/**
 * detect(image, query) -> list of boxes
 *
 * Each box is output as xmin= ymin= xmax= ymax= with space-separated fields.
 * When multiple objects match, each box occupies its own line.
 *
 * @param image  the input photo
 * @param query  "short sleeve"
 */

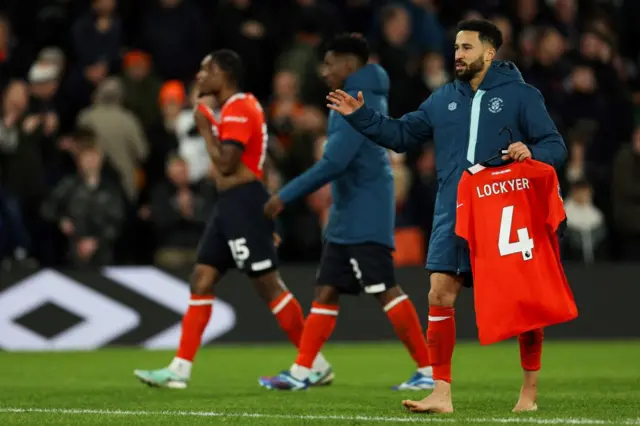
xmin=196 ymin=103 xmax=220 ymax=136
xmin=545 ymin=169 xmax=566 ymax=232
xmin=455 ymin=172 xmax=473 ymax=243
xmin=197 ymin=103 xmax=217 ymax=124
xmin=219 ymin=101 xmax=253 ymax=145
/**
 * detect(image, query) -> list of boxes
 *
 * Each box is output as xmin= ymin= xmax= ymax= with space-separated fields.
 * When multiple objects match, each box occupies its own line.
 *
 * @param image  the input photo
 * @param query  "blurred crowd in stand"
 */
xmin=1 ymin=0 xmax=640 ymax=270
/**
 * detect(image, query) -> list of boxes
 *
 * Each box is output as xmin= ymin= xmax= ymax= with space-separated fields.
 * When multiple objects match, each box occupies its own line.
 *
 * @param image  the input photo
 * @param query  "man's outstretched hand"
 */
xmin=326 ymin=90 xmax=364 ymax=115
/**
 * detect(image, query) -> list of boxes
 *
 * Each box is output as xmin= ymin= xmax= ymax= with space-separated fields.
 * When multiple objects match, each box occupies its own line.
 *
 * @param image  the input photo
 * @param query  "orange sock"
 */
xmin=294 ymin=302 xmax=339 ymax=368
xmin=519 ymin=328 xmax=544 ymax=371
xmin=384 ymin=295 xmax=430 ymax=368
xmin=427 ymin=305 xmax=455 ymax=383
xmin=269 ymin=291 xmax=305 ymax=347
xmin=176 ymin=295 xmax=214 ymax=361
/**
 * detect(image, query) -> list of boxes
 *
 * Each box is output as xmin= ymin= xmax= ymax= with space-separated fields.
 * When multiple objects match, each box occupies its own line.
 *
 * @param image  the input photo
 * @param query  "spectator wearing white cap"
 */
xmin=27 ymin=61 xmax=60 ymax=139
xmin=37 ymin=47 xmax=65 ymax=72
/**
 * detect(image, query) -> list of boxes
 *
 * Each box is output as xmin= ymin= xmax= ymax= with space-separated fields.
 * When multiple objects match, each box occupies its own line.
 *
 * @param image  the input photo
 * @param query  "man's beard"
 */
xmin=455 ymin=56 xmax=485 ymax=81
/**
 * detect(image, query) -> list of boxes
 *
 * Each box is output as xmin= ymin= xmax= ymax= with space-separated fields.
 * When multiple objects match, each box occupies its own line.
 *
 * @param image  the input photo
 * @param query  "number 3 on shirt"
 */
xmin=498 ymin=205 xmax=534 ymax=261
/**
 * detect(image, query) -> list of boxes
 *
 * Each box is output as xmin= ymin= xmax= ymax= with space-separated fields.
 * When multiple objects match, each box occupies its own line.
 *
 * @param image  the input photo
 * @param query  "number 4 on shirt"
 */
xmin=454 ymin=160 xmax=567 ymax=264
xmin=498 ymin=205 xmax=534 ymax=260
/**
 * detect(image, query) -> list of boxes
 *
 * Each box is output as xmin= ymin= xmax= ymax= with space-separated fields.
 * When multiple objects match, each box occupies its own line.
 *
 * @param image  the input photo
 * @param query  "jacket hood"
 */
xmin=344 ymin=63 xmax=389 ymax=95
xmin=479 ymin=61 xmax=524 ymax=90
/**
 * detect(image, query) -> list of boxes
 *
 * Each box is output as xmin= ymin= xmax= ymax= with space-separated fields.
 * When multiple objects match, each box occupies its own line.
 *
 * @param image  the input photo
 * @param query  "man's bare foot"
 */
xmin=402 ymin=382 xmax=454 ymax=414
xmin=402 ymin=395 xmax=454 ymax=414
xmin=512 ymin=383 xmax=538 ymax=413
xmin=513 ymin=370 xmax=539 ymax=413
xmin=512 ymin=400 xmax=538 ymax=413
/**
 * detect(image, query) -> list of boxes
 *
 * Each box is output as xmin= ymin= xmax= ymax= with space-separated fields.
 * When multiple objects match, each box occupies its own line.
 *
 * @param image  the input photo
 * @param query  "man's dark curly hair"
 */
xmin=325 ymin=33 xmax=370 ymax=65
xmin=210 ymin=49 xmax=243 ymax=87
xmin=456 ymin=19 xmax=503 ymax=50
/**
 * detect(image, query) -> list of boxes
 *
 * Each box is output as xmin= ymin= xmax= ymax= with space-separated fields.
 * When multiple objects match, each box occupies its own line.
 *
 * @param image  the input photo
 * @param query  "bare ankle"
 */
xmin=522 ymin=370 xmax=539 ymax=392
xmin=433 ymin=380 xmax=452 ymax=395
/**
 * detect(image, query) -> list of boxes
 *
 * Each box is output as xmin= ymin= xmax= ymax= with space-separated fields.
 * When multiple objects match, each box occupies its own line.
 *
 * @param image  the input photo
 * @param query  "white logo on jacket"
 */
xmin=488 ymin=97 xmax=503 ymax=113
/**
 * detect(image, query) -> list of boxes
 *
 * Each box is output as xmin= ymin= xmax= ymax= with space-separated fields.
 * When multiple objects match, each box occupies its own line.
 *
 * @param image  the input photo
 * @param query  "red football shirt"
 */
xmin=455 ymin=159 xmax=578 ymax=345
xmin=197 ymin=92 xmax=268 ymax=179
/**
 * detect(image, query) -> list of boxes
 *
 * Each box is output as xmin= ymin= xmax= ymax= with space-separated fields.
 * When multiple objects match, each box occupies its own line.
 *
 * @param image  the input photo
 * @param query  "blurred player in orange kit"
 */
xmin=134 ymin=50 xmax=333 ymax=389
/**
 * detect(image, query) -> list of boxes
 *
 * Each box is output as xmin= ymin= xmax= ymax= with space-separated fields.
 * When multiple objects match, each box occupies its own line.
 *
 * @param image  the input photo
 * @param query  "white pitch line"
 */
xmin=1 ymin=408 xmax=640 ymax=425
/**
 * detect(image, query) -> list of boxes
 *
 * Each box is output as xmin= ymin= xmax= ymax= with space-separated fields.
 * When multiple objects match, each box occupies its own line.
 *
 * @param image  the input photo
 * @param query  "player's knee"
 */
xmin=314 ymin=285 xmax=340 ymax=305
xmin=190 ymin=264 xmax=218 ymax=295
xmin=428 ymin=288 xmax=456 ymax=307
xmin=428 ymin=273 xmax=461 ymax=307
xmin=375 ymin=286 xmax=404 ymax=306
xmin=252 ymin=271 xmax=287 ymax=303
xmin=251 ymin=271 xmax=285 ymax=303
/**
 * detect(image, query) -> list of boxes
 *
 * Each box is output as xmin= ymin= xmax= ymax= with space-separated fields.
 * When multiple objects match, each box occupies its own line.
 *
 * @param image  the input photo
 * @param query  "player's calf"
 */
xmin=401 ymin=273 xmax=460 ymax=413
xmin=133 ymin=264 xmax=220 ymax=388
xmin=426 ymin=273 xmax=462 ymax=387
xmin=254 ymin=274 xmax=334 ymax=385
xmin=191 ymin=264 xmax=218 ymax=295
xmin=376 ymin=287 xmax=434 ymax=390
xmin=291 ymin=300 xmax=338 ymax=378
xmin=258 ymin=293 xmax=339 ymax=391
xmin=519 ymin=328 xmax=543 ymax=372
xmin=256 ymin=272 xmax=305 ymax=348
xmin=174 ymin=264 xmax=219 ymax=368
xmin=513 ymin=329 xmax=543 ymax=412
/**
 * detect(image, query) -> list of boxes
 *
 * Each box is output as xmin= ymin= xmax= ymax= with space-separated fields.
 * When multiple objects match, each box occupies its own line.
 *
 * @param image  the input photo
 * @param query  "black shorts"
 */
xmin=196 ymin=181 xmax=278 ymax=277
xmin=427 ymin=269 xmax=474 ymax=288
xmin=316 ymin=242 xmax=396 ymax=295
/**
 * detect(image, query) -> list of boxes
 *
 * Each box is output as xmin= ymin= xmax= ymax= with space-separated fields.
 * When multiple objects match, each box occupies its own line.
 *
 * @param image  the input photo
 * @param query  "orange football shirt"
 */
xmin=455 ymin=159 xmax=578 ymax=345
xmin=197 ymin=92 xmax=268 ymax=179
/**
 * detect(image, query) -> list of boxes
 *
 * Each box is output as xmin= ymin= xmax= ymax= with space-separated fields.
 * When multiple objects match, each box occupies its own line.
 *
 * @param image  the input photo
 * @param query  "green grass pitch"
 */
xmin=1 ymin=341 xmax=639 ymax=425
